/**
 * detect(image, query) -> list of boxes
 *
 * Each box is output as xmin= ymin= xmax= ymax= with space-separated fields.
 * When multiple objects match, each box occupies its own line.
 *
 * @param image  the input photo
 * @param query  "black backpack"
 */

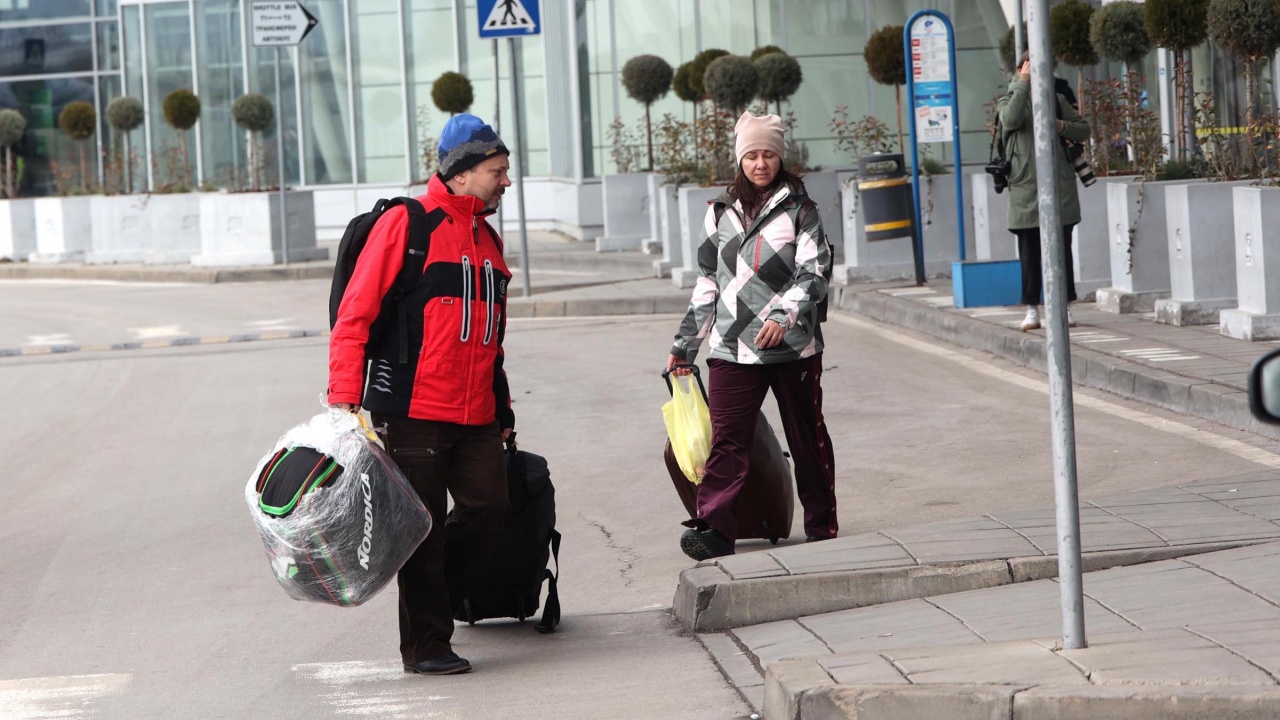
xmin=329 ymin=196 xmax=447 ymax=364
xmin=454 ymin=434 xmax=561 ymax=633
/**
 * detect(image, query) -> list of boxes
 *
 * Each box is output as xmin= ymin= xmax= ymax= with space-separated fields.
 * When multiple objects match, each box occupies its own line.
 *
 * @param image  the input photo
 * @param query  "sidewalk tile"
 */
xmin=798 ymin=599 xmax=981 ymax=654
xmin=1190 ymin=620 xmax=1280 ymax=680
xmin=1086 ymin=563 xmax=1280 ymax=629
xmin=1059 ymin=629 xmax=1278 ymax=686
xmin=718 ymin=552 xmax=788 ymax=581
xmin=700 ymin=632 xmax=764 ymax=691
xmin=885 ymin=640 xmax=1089 ymax=685
xmin=732 ymin=619 xmax=832 ymax=667
xmin=929 ymin=580 xmax=1139 ymax=642
xmin=818 ymin=653 xmax=911 ymax=685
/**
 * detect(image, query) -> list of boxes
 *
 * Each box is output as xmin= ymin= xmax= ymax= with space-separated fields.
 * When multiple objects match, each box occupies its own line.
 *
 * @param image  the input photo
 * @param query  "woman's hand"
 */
xmin=1019 ymin=60 xmax=1031 ymax=82
xmin=666 ymin=354 xmax=693 ymax=376
xmin=755 ymin=319 xmax=786 ymax=349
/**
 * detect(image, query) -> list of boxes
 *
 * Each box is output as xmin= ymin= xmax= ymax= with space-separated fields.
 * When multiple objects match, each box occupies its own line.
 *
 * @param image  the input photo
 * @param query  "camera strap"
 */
xmin=988 ymin=115 xmax=1007 ymax=164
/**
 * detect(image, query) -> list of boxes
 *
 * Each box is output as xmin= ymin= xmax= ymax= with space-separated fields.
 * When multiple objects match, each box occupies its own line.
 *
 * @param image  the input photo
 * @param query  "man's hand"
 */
xmin=502 ymin=428 xmax=512 ymax=441
xmin=333 ymin=403 xmax=359 ymax=413
xmin=755 ymin=319 xmax=786 ymax=349
xmin=666 ymin=354 xmax=693 ymax=376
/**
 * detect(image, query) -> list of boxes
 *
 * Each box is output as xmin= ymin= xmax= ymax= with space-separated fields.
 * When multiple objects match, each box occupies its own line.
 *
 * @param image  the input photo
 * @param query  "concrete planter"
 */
xmin=599 ymin=172 xmax=653 ymax=252
xmin=1073 ymin=175 xmax=1135 ymax=300
xmin=802 ymin=171 xmax=844 ymax=266
xmin=651 ymin=181 xmax=680 ymax=278
xmin=1222 ymin=186 xmax=1280 ymax=340
xmin=31 ymin=196 xmax=93 ymax=263
xmin=672 ymin=185 xmax=722 ymax=288
xmin=1155 ymin=180 xmax=1251 ymax=326
xmin=971 ymin=172 xmax=1013 ymax=261
xmin=86 ymin=195 xmax=150 ymax=264
xmin=835 ymin=170 xmax=974 ymax=282
xmin=0 ymin=198 xmax=36 ymax=261
xmin=192 ymin=190 xmax=325 ymax=266
xmin=1096 ymin=179 xmax=1197 ymax=313
xmin=144 ymin=193 xmax=204 ymax=264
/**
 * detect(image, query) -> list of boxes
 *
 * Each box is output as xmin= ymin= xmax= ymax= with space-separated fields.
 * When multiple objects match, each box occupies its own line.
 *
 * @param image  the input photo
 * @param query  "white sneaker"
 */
xmin=1067 ymin=306 xmax=1077 ymax=328
xmin=1020 ymin=305 xmax=1040 ymax=332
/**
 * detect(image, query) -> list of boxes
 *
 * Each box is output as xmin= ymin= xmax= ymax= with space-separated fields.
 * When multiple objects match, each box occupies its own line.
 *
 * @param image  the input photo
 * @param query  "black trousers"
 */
xmin=1014 ymin=225 xmax=1078 ymax=306
xmin=373 ymin=414 xmax=509 ymax=665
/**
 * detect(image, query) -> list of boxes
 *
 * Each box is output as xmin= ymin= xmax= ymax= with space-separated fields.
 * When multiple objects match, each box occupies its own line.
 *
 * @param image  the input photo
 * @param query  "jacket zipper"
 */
xmin=483 ymin=260 xmax=495 ymax=345
xmin=460 ymin=255 xmax=472 ymax=342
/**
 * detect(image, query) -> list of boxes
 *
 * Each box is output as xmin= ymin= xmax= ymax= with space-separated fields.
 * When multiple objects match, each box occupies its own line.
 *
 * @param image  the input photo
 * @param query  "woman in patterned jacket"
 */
xmin=666 ymin=111 xmax=837 ymax=561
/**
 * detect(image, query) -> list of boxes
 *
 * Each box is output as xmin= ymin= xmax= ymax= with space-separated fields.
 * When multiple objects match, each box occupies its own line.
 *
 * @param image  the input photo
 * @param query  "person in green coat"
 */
xmin=997 ymin=52 xmax=1091 ymax=331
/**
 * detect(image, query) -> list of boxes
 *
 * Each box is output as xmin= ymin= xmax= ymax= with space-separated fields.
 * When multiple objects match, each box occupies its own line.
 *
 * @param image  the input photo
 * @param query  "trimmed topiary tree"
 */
xmin=755 ymin=52 xmax=803 ymax=115
xmin=432 ymin=71 xmax=474 ymax=116
xmin=1000 ymin=22 xmax=1028 ymax=74
xmin=621 ymin=54 xmax=673 ymax=171
xmin=1090 ymin=1 xmax=1152 ymax=68
xmin=750 ymin=45 xmax=786 ymax=61
xmin=232 ymin=93 xmax=274 ymax=191
xmin=703 ymin=55 xmax=759 ymax=116
xmin=162 ymin=88 xmax=201 ymax=190
xmin=0 ymin=109 xmax=25 ymax=198
xmin=865 ymin=25 xmax=907 ymax=154
xmin=1207 ymin=0 xmax=1280 ymax=125
xmin=58 ymin=100 xmax=96 ymax=194
xmin=106 ymin=96 xmax=144 ymax=194
xmin=688 ymin=49 xmax=730 ymax=103
xmin=1145 ymin=0 xmax=1209 ymax=157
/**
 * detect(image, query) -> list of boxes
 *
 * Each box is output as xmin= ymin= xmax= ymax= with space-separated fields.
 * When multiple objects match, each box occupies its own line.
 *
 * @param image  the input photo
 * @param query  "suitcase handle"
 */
xmin=662 ymin=365 xmax=708 ymax=401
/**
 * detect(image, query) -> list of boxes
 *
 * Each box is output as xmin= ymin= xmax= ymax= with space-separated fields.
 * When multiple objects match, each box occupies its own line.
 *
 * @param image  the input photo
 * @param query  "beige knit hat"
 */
xmin=734 ymin=112 xmax=785 ymax=166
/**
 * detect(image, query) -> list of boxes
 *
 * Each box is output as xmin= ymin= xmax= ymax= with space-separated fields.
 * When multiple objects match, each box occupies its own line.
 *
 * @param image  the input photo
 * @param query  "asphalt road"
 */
xmin=0 ymin=279 xmax=1274 ymax=718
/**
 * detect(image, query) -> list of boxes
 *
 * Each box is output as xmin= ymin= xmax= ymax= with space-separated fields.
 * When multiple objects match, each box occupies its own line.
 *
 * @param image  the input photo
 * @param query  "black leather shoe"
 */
xmin=680 ymin=527 xmax=735 ymax=561
xmin=404 ymin=651 xmax=472 ymax=675
xmin=806 ymin=535 xmax=834 ymax=543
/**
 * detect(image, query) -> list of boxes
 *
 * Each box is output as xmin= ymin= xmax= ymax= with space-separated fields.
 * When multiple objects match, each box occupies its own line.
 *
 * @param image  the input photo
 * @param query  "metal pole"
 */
xmin=275 ymin=46 xmax=289 ymax=265
xmin=902 ymin=21 xmax=926 ymax=286
xmin=1014 ymin=0 xmax=1025 ymax=61
xmin=508 ymin=37 xmax=531 ymax=297
xmin=494 ymin=39 xmax=503 ymax=232
xmin=1028 ymin=0 xmax=1085 ymax=651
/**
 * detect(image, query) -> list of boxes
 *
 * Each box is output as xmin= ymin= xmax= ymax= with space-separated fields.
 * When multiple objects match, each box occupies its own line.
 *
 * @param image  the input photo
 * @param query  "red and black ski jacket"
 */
xmin=328 ymin=175 xmax=514 ymax=429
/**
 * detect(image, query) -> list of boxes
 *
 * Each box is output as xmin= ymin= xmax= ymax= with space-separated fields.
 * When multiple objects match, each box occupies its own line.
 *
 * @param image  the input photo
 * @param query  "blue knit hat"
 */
xmin=437 ymin=114 xmax=509 ymax=180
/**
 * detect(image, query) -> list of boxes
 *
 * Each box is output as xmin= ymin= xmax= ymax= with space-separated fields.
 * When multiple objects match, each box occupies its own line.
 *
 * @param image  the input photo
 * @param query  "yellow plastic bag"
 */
xmin=662 ymin=372 xmax=712 ymax=486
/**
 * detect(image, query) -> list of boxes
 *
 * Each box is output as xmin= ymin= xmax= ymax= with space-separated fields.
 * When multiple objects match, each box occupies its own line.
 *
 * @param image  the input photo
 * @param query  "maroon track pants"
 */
xmin=694 ymin=353 xmax=838 ymax=544
xmin=373 ymin=414 xmax=509 ymax=665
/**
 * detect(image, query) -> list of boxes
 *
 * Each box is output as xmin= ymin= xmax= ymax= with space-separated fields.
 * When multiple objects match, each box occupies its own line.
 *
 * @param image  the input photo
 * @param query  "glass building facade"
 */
xmin=0 ymin=0 xmax=1269 ymax=197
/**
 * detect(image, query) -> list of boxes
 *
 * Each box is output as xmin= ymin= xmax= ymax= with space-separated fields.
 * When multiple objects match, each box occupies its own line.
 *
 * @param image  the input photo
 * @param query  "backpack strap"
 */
xmin=535 ymin=528 xmax=561 ymax=634
xmin=385 ymin=197 xmax=446 ymax=364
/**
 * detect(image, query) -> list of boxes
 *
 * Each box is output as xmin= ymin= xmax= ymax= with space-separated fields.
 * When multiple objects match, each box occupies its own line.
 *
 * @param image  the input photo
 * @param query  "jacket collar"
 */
xmin=427 ymin=173 xmax=495 ymax=219
xmin=714 ymin=181 xmax=800 ymax=235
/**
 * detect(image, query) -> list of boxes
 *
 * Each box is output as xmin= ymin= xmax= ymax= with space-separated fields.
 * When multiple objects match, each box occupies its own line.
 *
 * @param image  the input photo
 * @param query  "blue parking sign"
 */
xmin=478 ymin=0 xmax=540 ymax=38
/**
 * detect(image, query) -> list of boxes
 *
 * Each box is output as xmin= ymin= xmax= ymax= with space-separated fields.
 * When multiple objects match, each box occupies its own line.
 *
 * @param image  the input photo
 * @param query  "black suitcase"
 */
xmin=453 ymin=434 xmax=561 ymax=633
xmin=663 ymin=367 xmax=795 ymax=544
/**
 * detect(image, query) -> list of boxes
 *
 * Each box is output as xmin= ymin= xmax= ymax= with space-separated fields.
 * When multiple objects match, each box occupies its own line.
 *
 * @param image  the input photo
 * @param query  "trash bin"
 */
xmin=857 ymin=154 xmax=915 ymax=242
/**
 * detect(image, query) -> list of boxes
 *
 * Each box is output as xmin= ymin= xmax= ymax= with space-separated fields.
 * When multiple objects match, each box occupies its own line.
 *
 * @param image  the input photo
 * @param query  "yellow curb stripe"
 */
xmin=79 ymin=344 xmax=111 ymax=352
xmin=200 ymin=335 xmax=231 ymax=345
xmin=858 ymin=177 xmax=910 ymax=189
xmin=257 ymin=330 xmax=292 ymax=340
xmin=866 ymin=219 xmax=913 ymax=232
xmin=140 ymin=340 xmax=171 ymax=349
xmin=21 ymin=346 xmax=53 ymax=355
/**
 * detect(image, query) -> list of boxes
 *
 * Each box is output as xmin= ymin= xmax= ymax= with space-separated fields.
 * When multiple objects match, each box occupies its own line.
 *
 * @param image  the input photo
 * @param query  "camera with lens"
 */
xmin=1063 ymin=141 xmax=1096 ymax=187
xmin=985 ymin=159 xmax=1011 ymax=194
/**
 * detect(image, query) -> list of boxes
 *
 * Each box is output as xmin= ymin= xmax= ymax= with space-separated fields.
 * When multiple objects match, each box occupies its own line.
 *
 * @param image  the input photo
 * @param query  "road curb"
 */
xmin=0 ymin=262 xmax=336 ymax=284
xmin=674 ymin=540 xmax=1268 ymax=632
xmin=764 ymin=658 xmax=1280 ymax=720
xmin=506 ymin=295 xmax=688 ymax=318
xmin=833 ymin=287 xmax=1280 ymax=442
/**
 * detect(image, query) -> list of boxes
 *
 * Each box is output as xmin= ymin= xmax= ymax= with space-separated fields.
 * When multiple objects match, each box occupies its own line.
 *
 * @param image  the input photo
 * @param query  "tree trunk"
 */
xmin=1183 ymin=49 xmax=1199 ymax=161
xmin=250 ymin=132 xmax=260 ymax=191
xmin=1245 ymin=60 xmax=1257 ymax=128
xmin=1078 ymin=67 xmax=1092 ymax=164
xmin=6 ymin=146 xmax=12 ymax=199
xmin=180 ymin=133 xmax=190 ymax=190
xmin=78 ymin=143 xmax=87 ymax=194
xmin=645 ymin=103 xmax=654 ymax=171
xmin=692 ymin=101 xmax=699 ymax=168
xmin=123 ymin=134 xmax=132 ymax=195
xmin=894 ymin=84 xmax=905 ymax=155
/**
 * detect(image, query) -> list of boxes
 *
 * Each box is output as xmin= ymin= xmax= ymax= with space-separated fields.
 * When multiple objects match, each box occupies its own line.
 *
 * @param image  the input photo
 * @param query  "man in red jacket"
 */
xmin=329 ymin=113 xmax=514 ymax=676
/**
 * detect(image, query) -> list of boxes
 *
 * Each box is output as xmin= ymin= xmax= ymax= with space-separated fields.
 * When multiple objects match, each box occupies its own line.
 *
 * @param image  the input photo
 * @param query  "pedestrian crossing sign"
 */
xmin=478 ymin=0 xmax=541 ymax=38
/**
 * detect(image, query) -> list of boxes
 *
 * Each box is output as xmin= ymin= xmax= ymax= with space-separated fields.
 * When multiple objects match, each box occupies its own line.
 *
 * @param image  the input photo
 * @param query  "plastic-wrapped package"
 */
xmin=245 ymin=409 xmax=431 ymax=607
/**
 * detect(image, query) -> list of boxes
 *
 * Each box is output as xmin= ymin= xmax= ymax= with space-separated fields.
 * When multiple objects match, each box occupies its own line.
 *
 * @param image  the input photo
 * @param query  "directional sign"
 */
xmin=251 ymin=1 xmax=318 ymax=47
xmin=478 ymin=0 xmax=541 ymax=38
